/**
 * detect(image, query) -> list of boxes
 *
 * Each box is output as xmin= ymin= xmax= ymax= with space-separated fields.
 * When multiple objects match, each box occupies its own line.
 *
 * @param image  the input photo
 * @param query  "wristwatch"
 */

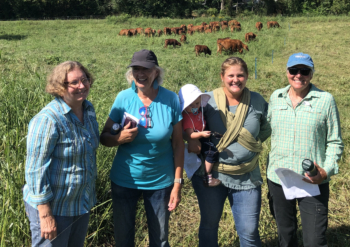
xmin=174 ymin=178 xmax=184 ymax=185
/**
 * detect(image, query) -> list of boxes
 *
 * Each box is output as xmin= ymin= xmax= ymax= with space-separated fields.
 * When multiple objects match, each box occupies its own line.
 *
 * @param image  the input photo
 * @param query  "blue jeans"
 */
xmin=111 ymin=182 xmax=172 ymax=247
xmin=191 ymin=174 xmax=262 ymax=247
xmin=24 ymin=201 xmax=90 ymax=247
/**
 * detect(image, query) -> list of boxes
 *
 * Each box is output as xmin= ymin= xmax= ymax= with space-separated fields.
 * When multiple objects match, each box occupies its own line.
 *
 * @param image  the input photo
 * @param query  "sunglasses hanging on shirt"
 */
xmin=139 ymin=106 xmax=152 ymax=128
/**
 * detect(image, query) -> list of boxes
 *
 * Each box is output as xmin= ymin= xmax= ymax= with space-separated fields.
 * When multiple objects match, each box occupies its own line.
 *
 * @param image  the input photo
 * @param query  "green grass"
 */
xmin=1 ymin=15 xmax=349 ymax=246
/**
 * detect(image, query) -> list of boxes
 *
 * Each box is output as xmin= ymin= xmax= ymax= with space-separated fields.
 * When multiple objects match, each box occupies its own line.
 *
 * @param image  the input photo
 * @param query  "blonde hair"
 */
xmin=220 ymin=57 xmax=249 ymax=86
xmin=45 ymin=61 xmax=94 ymax=97
xmin=125 ymin=65 xmax=165 ymax=86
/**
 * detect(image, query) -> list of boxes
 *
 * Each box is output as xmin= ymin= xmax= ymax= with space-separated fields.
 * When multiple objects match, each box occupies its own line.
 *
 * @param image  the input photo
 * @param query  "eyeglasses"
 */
xmin=288 ymin=68 xmax=311 ymax=76
xmin=65 ymin=77 xmax=91 ymax=88
xmin=139 ymin=106 xmax=152 ymax=128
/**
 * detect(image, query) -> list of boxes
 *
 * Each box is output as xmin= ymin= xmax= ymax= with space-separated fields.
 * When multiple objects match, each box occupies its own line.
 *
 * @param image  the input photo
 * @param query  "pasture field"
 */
xmin=0 ymin=15 xmax=349 ymax=246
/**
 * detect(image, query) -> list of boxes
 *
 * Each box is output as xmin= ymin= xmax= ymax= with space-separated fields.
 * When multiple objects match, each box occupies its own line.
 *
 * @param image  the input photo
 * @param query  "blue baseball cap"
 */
xmin=287 ymin=52 xmax=314 ymax=69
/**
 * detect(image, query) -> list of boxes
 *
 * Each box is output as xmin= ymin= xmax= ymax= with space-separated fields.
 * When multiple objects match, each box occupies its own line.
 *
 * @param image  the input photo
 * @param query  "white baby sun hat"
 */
xmin=178 ymin=84 xmax=211 ymax=112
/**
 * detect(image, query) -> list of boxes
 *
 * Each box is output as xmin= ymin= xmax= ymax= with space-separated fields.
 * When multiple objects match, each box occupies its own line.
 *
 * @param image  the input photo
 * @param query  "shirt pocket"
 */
xmin=298 ymin=107 xmax=324 ymax=156
xmin=53 ymin=131 xmax=78 ymax=158
xmin=270 ymin=105 xmax=289 ymax=156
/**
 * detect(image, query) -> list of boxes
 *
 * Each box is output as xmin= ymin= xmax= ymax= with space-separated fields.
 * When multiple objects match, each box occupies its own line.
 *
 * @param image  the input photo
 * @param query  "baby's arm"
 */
xmin=185 ymin=128 xmax=211 ymax=140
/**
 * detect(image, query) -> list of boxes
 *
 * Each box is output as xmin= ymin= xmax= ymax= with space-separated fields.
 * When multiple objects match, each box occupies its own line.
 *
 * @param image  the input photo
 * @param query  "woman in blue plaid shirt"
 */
xmin=22 ymin=61 xmax=99 ymax=247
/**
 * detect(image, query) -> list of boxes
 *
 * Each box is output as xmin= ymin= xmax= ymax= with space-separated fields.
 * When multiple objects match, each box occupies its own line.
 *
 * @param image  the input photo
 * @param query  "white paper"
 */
xmin=183 ymin=144 xmax=202 ymax=179
xmin=275 ymin=168 xmax=320 ymax=199
xmin=121 ymin=112 xmax=139 ymax=127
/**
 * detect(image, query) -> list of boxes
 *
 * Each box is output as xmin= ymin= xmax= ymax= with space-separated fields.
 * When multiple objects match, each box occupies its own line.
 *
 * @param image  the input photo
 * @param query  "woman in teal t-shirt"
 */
xmin=100 ymin=49 xmax=184 ymax=247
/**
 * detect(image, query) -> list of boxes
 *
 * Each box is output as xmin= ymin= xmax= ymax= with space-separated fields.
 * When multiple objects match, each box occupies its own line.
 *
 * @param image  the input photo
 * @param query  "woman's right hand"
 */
xmin=40 ymin=215 xmax=57 ymax=240
xmin=37 ymin=203 xmax=57 ymax=240
xmin=118 ymin=122 xmax=138 ymax=144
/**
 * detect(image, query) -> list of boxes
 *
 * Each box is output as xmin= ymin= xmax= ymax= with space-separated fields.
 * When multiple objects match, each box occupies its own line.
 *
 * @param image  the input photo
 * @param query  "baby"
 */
xmin=179 ymin=84 xmax=221 ymax=187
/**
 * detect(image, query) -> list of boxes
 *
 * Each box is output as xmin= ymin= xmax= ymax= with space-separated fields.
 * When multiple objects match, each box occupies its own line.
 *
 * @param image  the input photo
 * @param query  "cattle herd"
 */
xmin=118 ymin=20 xmax=281 ymax=57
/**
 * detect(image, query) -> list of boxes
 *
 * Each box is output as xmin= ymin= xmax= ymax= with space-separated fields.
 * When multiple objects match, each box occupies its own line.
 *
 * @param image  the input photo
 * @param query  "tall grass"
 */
xmin=0 ymin=16 xmax=349 ymax=246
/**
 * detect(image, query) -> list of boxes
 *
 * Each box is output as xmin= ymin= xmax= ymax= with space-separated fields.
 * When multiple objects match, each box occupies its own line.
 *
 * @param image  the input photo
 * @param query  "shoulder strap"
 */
xmin=213 ymin=87 xmax=250 ymax=153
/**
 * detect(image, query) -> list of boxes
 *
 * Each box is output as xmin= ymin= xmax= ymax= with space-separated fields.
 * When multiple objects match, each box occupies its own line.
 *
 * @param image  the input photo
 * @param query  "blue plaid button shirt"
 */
xmin=23 ymin=97 xmax=99 ymax=216
xmin=267 ymin=84 xmax=343 ymax=184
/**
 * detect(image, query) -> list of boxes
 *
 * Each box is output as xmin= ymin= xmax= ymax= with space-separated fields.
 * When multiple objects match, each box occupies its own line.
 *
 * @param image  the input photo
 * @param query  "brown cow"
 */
xmin=119 ymin=29 xmax=131 ymax=36
xmin=164 ymin=39 xmax=182 ymax=48
xmin=157 ymin=29 xmax=163 ymax=37
xmin=164 ymin=27 xmax=171 ymax=35
xmin=204 ymin=25 xmax=210 ymax=31
xmin=187 ymin=30 xmax=194 ymax=35
xmin=267 ymin=21 xmax=281 ymax=29
xmin=272 ymin=21 xmax=281 ymax=28
xmin=187 ymin=24 xmax=194 ymax=30
xmin=205 ymin=29 xmax=212 ymax=34
xmin=221 ymin=24 xmax=228 ymax=31
xmin=195 ymin=45 xmax=212 ymax=57
xmin=171 ymin=27 xmax=178 ymax=35
xmin=180 ymin=35 xmax=186 ymax=43
xmin=210 ymin=21 xmax=219 ymax=28
xmin=217 ymin=39 xmax=249 ymax=54
xmin=216 ymin=37 xmax=230 ymax=54
xmin=245 ymin=32 xmax=257 ymax=42
xmin=201 ymin=22 xmax=207 ymax=26
xmin=178 ymin=30 xmax=184 ymax=35
xmin=230 ymin=25 xmax=241 ymax=32
xmin=136 ymin=27 xmax=144 ymax=35
xmin=180 ymin=24 xmax=187 ymax=32
xmin=220 ymin=20 xmax=228 ymax=26
xmin=144 ymin=27 xmax=155 ymax=37
xmin=191 ymin=25 xmax=205 ymax=33
xmin=255 ymin=22 xmax=263 ymax=31
xmin=212 ymin=24 xmax=220 ymax=32
xmin=129 ymin=29 xmax=137 ymax=36
xmin=228 ymin=20 xmax=240 ymax=26
xmin=267 ymin=21 xmax=272 ymax=28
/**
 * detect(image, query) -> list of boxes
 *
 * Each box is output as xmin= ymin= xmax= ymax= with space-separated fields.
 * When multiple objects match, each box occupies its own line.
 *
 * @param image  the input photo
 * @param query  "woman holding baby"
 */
xmin=186 ymin=57 xmax=271 ymax=247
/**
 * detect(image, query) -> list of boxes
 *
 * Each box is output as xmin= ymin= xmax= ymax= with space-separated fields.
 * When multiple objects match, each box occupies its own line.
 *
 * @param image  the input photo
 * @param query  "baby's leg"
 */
xmin=205 ymin=160 xmax=214 ymax=174
xmin=204 ymin=160 xmax=221 ymax=187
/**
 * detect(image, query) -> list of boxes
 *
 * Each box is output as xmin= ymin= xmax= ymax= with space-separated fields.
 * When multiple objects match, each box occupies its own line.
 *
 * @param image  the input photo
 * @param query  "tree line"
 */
xmin=0 ymin=0 xmax=349 ymax=20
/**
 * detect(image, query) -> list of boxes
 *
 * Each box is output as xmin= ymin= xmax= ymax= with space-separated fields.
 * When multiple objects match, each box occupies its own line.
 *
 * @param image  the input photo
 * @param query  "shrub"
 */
xmin=193 ymin=9 xmax=206 ymax=17
xmin=106 ymin=13 xmax=131 ymax=24
xmin=207 ymin=8 xmax=218 ymax=17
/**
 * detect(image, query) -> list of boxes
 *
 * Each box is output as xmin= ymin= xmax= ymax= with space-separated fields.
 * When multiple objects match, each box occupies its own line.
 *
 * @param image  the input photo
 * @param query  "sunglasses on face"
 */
xmin=139 ymin=106 xmax=152 ymax=128
xmin=288 ymin=67 xmax=312 ymax=76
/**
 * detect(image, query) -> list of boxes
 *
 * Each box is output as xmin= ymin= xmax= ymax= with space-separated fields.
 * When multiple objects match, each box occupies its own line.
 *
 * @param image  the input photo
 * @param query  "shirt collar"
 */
xmin=55 ymin=97 xmax=91 ymax=114
xmin=279 ymin=83 xmax=320 ymax=100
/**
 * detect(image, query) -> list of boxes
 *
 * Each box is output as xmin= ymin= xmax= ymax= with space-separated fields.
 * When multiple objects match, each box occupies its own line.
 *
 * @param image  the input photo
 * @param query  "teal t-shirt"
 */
xmin=109 ymin=86 xmax=182 ymax=190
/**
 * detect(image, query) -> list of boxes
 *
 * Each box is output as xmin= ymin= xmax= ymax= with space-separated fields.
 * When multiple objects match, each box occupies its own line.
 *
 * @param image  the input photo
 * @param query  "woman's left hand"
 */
xmin=168 ymin=183 xmax=182 ymax=211
xmin=303 ymin=161 xmax=328 ymax=184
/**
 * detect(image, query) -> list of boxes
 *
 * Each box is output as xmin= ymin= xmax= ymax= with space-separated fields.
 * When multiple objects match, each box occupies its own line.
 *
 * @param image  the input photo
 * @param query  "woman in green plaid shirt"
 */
xmin=267 ymin=53 xmax=344 ymax=247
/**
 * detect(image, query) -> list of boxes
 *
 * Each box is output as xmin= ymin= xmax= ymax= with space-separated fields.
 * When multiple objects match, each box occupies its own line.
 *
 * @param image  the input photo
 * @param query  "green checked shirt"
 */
xmin=267 ymin=84 xmax=343 ymax=185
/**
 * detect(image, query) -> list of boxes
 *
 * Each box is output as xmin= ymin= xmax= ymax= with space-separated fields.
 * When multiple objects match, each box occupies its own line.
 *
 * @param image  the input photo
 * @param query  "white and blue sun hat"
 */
xmin=178 ymin=84 xmax=211 ymax=112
